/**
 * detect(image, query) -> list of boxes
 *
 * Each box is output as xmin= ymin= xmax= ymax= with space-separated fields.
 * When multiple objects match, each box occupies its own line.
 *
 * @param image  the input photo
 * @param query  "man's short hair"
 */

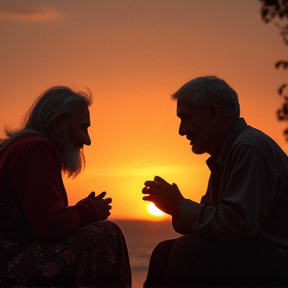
xmin=172 ymin=76 xmax=240 ymax=120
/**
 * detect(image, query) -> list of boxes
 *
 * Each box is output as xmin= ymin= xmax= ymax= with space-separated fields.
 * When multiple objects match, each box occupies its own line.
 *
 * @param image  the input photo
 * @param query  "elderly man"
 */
xmin=0 ymin=86 xmax=131 ymax=287
xmin=142 ymin=76 xmax=288 ymax=287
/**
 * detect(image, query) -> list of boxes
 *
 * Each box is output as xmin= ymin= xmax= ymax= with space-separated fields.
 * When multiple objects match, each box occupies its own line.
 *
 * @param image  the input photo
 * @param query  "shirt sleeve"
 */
xmin=9 ymin=138 xmax=99 ymax=241
xmin=172 ymin=144 xmax=280 ymax=241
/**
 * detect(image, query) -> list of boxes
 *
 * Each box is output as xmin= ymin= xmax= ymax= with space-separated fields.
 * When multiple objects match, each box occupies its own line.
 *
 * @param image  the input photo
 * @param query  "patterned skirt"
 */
xmin=0 ymin=221 xmax=131 ymax=287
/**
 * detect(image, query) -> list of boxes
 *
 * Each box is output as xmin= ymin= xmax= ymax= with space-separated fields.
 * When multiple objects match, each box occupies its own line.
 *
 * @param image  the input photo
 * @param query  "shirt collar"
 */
xmin=206 ymin=118 xmax=248 ymax=169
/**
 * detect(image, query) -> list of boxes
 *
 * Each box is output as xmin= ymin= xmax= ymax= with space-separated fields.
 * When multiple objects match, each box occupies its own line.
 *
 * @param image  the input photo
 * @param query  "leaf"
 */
xmin=284 ymin=127 xmax=288 ymax=136
xmin=283 ymin=102 xmax=288 ymax=114
xmin=261 ymin=8 xmax=269 ymax=19
xmin=277 ymin=109 xmax=285 ymax=120
xmin=275 ymin=61 xmax=288 ymax=69
xmin=278 ymin=83 xmax=287 ymax=95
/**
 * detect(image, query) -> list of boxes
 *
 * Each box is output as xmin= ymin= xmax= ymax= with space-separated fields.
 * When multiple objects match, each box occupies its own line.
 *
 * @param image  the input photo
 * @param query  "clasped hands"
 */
xmin=86 ymin=191 xmax=112 ymax=221
xmin=142 ymin=176 xmax=185 ymax=216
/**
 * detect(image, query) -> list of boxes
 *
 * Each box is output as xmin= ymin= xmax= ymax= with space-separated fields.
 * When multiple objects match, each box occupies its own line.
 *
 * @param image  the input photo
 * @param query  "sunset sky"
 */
xmin=1 ymin=0 xmax=287 ymax=220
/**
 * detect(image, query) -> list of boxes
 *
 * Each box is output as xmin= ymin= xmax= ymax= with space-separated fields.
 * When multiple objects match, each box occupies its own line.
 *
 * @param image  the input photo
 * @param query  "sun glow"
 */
xmin=147 ymin=202 xmax=164 ymax=217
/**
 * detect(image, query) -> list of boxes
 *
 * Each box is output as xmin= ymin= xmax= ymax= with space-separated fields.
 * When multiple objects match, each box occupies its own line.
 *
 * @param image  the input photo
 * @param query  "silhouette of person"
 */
xmin=142 ymin=76 xmax=288 ymax=287
xmin=0 ymin=86 xmax=131 ymax=287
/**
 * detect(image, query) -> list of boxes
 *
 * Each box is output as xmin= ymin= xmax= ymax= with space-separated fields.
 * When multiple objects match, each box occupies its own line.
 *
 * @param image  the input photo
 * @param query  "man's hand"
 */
xmin=142 ymin=176 xmax=185 ymax=216
xmin=87 ymin=191 xmax=112 ymax=220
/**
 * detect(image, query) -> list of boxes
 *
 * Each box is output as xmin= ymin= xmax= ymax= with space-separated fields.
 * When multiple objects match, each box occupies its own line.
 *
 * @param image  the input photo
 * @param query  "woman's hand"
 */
xmin=87 ymin=191 xmax=112 ymax=220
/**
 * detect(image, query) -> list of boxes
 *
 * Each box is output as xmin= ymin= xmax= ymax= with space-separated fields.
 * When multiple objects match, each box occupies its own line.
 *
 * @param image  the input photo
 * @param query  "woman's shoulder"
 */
xmin=1 ymin=133 xmax=58 ymax=160
xmin=6 ymin=133 xmax=53 ymax=149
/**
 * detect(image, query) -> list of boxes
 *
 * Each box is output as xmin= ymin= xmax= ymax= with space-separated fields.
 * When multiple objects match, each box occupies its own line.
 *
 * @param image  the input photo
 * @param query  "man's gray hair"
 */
xmin=1 ymin=86 xmax=93 ymax=145
xmin=172 ymin=76 xmax=240 ymax=119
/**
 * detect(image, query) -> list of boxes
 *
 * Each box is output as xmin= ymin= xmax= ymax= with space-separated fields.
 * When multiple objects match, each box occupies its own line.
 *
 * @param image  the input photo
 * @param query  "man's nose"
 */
xmin=178 ymin=123 xmax=187 ymax=136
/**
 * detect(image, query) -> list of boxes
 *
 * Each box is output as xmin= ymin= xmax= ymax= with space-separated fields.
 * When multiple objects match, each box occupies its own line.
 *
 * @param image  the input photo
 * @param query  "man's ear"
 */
xmin=49 ymin=115 xmax=63 ymax=137
xmin=208 ymin=102 xmax=222 ymax=125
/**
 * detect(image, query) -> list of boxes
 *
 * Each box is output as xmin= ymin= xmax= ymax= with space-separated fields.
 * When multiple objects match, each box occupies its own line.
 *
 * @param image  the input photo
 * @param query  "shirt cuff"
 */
xmin=173 ymin=199 xmax=204 ymax=234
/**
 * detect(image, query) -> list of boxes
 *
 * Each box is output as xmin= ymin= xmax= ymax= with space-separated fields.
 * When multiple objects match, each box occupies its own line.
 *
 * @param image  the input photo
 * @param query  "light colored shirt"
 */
xmin=173 ymin=118 xmax=288 ymax=253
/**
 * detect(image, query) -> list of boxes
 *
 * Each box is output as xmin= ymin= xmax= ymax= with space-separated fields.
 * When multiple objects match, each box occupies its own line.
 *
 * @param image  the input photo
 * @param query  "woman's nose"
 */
xmin=84 ymin=133 xmax=91 ymax=146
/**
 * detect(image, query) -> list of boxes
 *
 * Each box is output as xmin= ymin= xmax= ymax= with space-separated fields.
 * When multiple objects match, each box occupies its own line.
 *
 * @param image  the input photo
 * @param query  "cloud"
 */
xmin=0 ymin=6 xmax=63 ymax=22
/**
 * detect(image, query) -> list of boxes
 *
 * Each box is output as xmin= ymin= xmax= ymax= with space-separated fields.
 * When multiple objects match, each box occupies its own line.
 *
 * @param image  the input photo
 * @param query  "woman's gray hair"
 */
xmin=172 ymin=76 xmax=240 ymax=119
xmin=1 ymin=86 xmax=93 ymax=146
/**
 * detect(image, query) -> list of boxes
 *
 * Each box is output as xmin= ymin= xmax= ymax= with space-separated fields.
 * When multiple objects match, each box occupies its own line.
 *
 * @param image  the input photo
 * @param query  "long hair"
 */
xmin=171 ymin=76 xmax=240 ymax=120
xmin=0 ymin=86 xmax=93 ymax=178
xmin=1 ymin=86 xmax=93 ymax=145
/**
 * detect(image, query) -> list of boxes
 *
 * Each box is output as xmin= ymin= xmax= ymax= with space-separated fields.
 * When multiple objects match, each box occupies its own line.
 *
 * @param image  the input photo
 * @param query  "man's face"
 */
xmin=177 ymin=99 xmax=214 ymax=155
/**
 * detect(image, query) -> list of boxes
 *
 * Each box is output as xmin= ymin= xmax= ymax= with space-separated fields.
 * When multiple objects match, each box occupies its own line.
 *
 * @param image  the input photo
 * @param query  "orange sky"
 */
xmin=0 ymin=0 xmax=287 ymax=220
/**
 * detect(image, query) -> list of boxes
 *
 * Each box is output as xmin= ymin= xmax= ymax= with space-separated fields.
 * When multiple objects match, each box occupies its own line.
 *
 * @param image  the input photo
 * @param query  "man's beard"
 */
xmin=57 ymin=136 xmax=85 ymax=178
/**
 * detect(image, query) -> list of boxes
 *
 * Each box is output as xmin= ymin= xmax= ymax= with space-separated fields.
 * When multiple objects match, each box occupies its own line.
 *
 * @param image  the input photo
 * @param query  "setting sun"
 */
xmin=1 ymin=0 xmax=287 ymax=223
xmin=147 ymin=202 xmax=164 ymax=217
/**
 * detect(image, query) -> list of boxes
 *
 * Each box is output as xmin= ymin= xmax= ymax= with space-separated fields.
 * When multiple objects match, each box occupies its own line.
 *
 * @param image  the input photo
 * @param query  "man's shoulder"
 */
xmin=232 ymin=125 xmax=287 ymax=162
xmin=236 ymin=125 xmax=277 ymax=147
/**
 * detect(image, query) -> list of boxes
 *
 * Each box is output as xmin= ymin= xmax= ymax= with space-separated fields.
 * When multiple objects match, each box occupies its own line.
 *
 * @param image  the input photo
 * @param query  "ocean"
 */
xmin=113 ymin=220 xmax=180 ymax=288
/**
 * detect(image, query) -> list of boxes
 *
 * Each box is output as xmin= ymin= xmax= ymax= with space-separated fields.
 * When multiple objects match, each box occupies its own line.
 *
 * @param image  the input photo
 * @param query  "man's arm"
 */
xmin=143 ymin=144 xmax=281 ymax=241
xmin=172 ymin=144 xmax=280 ymax=240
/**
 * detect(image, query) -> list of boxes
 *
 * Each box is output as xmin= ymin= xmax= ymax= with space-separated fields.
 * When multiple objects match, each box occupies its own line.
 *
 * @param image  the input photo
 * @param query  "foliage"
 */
xmin=260 ymin=0 xmax=288 ymax=43
xmin=259 ymin=0 xmax=288 ymax=139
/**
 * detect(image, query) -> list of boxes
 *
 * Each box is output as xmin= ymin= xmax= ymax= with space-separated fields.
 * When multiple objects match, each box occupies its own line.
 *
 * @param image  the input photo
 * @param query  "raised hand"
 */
xmin=142 ymin=176 xmax=185 ymax=216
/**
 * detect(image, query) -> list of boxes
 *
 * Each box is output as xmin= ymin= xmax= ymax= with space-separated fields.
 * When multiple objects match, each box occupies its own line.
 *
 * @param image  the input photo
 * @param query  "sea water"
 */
xmin=113 ymin=220 xmax=180 ymax=288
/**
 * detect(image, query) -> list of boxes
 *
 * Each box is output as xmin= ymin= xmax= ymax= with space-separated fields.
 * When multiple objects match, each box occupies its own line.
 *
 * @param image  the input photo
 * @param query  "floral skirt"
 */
xmin=0 ymin=221 xmax=131 ymax=287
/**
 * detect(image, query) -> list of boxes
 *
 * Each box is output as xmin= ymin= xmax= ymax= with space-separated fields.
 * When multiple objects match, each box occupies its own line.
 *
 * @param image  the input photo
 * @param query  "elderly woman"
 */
xmin=0 ymin=86 xmax=131 ymax=287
